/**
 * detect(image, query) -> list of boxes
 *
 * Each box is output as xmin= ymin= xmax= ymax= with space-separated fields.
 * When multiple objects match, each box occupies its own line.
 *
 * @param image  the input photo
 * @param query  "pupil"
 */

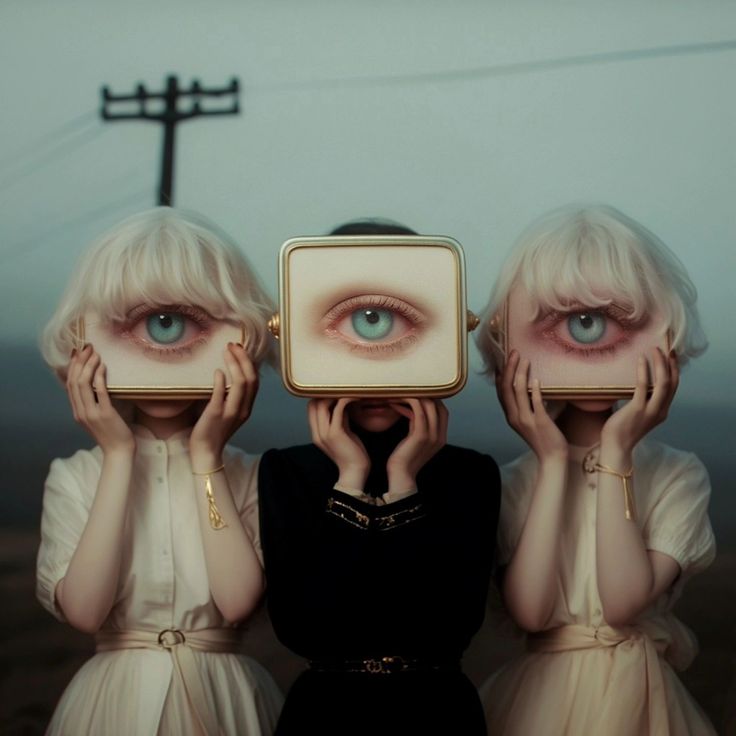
xmin=579 ymin=314 xmax=593 ymax=329
xmin=364 ymin=310 xmax=380 ymax=325
xmin=158 ymin=314 xmax=173 ymax=329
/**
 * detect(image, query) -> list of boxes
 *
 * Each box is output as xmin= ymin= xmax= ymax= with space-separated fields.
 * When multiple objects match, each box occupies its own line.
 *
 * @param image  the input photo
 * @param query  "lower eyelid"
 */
xmin=347 ymin=334 xmax=419 ymax=355
xmin=541 ymin=326 xmax=632 ymax=353
xmin=136 ymin=335 xmax=209 ymax=358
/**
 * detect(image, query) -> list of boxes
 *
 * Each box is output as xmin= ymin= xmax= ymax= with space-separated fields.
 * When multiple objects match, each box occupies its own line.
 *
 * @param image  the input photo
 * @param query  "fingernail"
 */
xmin=71 ymin=348 xmax=77 ymax=358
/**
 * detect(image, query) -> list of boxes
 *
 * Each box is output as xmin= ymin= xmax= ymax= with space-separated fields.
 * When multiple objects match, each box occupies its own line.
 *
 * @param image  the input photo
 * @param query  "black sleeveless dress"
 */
xmin=258 ymin=420 xmax=501 ymax=735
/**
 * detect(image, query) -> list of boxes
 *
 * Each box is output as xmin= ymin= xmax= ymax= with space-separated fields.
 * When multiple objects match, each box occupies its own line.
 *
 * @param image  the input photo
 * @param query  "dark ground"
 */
xmin=1 ymin=530 xmax=734 ymax=735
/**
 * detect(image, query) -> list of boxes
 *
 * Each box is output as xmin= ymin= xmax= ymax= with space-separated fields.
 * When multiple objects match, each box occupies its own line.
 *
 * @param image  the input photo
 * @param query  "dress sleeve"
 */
xmin=496 ymin=452 xmax=537 ymax=567
xmin=642 ymin=451 xmax=716 ymax=578
xmin=36 ymin=455 xmax=95 ymax=621
xmin=225 ymin=449 xmax=263 ymax=566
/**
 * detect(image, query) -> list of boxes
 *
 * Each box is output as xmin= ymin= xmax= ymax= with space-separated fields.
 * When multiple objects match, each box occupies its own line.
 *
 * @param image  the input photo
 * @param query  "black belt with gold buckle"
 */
xmin=308 ymin=655 xmax=459 ymax=675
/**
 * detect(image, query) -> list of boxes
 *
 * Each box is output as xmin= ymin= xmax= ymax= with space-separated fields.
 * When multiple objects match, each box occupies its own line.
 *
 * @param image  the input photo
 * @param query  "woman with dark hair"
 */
xmin=258 ymin=219 xmax=501 ymax=735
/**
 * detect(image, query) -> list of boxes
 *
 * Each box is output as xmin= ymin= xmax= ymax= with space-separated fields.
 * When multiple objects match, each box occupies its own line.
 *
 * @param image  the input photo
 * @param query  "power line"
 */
xmin=0 ymin=123 xmax=109 ymax=196
xmin=0 ymin=189 xmax=151 ymax=263
xmin=0 ymin=110 xmax=97 ymax=172
xmin=248 ymin=38 xmax=736 ymax=93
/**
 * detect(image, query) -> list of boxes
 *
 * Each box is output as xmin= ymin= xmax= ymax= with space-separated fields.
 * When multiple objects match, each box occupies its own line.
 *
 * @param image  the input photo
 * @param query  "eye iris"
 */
xmin=351 ymin=308 xmax=393 ymax=340
xmin=567 ymin=312 xmax=606 ymax=344
xmin=146 ymin=313 xmax=185 ymax=344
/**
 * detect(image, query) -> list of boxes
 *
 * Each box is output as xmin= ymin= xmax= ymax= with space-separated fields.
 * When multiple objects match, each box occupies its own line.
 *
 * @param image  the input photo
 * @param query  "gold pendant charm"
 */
xmin=205 ymin=475 xmax=227 ymax=530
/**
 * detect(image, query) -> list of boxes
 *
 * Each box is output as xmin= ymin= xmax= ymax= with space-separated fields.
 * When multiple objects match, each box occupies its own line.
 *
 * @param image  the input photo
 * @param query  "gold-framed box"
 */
xmin=498 ymin=282 xmax=671 ymax=400
xmin=272 ymin=235 xmax=473 ymax=398
xmin=74 ymin=316 xmax=246 ymax=400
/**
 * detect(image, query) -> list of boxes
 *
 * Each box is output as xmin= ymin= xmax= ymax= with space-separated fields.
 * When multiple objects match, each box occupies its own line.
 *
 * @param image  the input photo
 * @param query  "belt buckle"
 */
xmin=158 ymin=628 xmax=186 ymax=649
xmin=364 ymin=655 xmax=407 ymax=674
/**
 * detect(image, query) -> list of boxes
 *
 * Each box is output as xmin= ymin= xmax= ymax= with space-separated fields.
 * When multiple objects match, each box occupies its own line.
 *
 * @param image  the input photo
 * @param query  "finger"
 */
xmin=229 ymin=342 xmax=259 ymax=391
xmin=497 ymin=350 xmax=519 ymax=414
xmin=239 ymin=380 xmax=259 ymax=424
xmin=314 ymin=399 xmax=333 ymax=442
xmin=222 ymin=346 xmax=245 ymax=420
xmin=388 ymin=401 xmax=414 ymax=420
xmin=405 ymin=398 xmax=426 ymax=438
xmin=66 ymin=345 xmax=90 ymax=398
xmin=437 ymin=401 xmax=449 ymax=445
xmin=330 ymin=398 xmax=354 ymax=436
xmin=428 ymin=400 xmax=448 ymax=446
xmin=647 ymin=347 xmax=670 ymax=413
xmin=65 ymin=352 xmax=82 ymax=420
xmin=337 ymin=399 xmax=364 ymax=443
xmin=94 ymin=363 xmax=113 ymax=412
xmin=630 ymin=355 xmax=648 ymax=411
xmin=204 ymin=370 xmax=226 ymax=418
xmin=514 ymin=357 xmax=534 ymax=423
xmin=530 ymin=378 xmax=546 ymax=417
xmin=498 ymin=351 xmax=520 ymax=425
xmin=422 ymin=399 xmax=439 ymax=442
xmin=307 ymin=400 xmax=324 ymax=448
xmin=65 ymin=349 xmax=79 ymax=389
xmin=78 ymin=351 xmax=101 ymax=418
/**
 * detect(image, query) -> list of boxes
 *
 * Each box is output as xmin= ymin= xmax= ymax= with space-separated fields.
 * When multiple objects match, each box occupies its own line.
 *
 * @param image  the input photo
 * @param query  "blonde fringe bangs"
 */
xmin=41 ymin=208 xmax=275 ymax=376
xmin=475 ymin=205 xmax=707 ymax=376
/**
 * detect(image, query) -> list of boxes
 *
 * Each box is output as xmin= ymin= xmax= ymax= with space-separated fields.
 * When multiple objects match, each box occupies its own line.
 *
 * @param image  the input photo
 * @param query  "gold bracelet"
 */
xmin=594 ymin=463 xmax=636 ymax=521
xmin=192 ymin=464 xmax=227 ymax=530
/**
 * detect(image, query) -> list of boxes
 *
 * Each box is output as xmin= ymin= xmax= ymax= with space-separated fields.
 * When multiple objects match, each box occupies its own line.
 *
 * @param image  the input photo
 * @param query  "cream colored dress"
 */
xmin=36 ymin=425 xmax=283 ymax=736
xmin=480 ymin=440 xmax=716 ymax=736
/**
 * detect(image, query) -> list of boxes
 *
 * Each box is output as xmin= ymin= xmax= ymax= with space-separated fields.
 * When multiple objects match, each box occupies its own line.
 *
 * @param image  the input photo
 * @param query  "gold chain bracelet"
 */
xmin=192 ymin=464 xmax=227 ymax=530
xmin=595 ymin=463 xmax=636 ymax=521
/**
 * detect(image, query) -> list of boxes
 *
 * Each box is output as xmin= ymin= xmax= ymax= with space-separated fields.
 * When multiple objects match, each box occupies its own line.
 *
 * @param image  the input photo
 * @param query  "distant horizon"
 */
xmin=3 ymin=343 xmax=734 ymax=539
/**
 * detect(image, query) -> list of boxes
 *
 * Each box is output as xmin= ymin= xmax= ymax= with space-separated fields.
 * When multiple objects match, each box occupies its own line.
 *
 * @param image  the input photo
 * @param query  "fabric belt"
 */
xmin=308 ymin=655 xmax=460 ymax=675
xmin=526 ymin=624 xmax=671 ymax=736
xmin=96 ymin=627 xmax=243 ymax=736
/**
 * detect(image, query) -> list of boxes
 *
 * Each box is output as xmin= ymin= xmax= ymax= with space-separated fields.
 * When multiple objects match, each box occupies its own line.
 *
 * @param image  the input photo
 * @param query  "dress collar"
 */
xmin=131 ymin=424 xmax=191 ymax=456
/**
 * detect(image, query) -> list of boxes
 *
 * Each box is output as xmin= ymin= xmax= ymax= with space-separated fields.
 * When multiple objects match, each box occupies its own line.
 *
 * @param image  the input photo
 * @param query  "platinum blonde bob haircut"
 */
xmin=475 ymin=204 xmax=708 ymax=374
xmin=41 ymin=207 xmax=275 ymax=377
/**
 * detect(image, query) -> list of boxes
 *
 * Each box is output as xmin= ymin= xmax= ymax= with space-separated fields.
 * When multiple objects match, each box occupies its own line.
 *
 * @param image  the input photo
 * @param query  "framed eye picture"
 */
xmin=274 ymin=235 xmax=471 ymax=397
xmin=502 ymin=282 xmax=671 ymax=399
xmin=78 ymin=311 xmax=246 ymax=399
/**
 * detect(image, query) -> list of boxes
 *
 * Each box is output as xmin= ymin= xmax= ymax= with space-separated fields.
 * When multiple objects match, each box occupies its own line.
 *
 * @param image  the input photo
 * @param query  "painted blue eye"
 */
xmin=146 ymin=313 xmax=186 ymax=344
xmin=567 ymin=312 xmax=606 ymax=344
xmin=351 ymin=309 xmax=394 ymax=340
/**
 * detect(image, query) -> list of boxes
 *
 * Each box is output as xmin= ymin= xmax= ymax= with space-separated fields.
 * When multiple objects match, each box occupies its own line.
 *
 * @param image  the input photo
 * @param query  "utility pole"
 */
xmin=101 ymin=75 xmax=239 ymax=206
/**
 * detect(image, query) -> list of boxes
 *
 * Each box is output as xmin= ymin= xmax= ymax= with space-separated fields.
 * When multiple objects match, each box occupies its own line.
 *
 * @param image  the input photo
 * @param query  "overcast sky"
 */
xmin=1 ymin=1 xmax=734 ymax=428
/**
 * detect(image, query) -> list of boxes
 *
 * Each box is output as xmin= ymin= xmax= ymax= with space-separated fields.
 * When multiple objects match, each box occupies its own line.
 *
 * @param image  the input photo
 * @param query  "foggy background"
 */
xmin=1 ymin=1 xmax=734 ymax=732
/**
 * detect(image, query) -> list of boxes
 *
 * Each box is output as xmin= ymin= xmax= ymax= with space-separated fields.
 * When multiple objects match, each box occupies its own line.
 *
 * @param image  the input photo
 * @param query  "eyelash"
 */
xmin=536 ymin=303 xmax=640 ymax=356
xmin=115 ymin=304 xmax=213 ymax=357
xmin=322 ymin=294 xmax=425 ymax=355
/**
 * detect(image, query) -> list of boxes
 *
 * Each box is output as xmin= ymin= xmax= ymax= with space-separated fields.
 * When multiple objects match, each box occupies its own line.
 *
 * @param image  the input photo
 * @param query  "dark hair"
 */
xmin=329 ymin=217 xmax=417 ymax=236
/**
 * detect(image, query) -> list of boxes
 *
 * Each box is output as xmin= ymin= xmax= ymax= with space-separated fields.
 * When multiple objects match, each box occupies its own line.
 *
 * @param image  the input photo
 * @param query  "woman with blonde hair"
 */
xmin=476 ymin=204 xmax=716 ymax=735
xmin=37 ymin=207 xmax=282 ymax=735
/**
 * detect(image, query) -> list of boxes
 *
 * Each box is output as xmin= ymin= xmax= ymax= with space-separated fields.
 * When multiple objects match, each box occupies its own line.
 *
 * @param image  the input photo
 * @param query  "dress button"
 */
xmin=157 ymin=476 xmax=164 ymax=483
xmin=588 ymin=483 xmax=596 ymax=491
xmin=157 ymin=445 xmax=163 ymax=454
